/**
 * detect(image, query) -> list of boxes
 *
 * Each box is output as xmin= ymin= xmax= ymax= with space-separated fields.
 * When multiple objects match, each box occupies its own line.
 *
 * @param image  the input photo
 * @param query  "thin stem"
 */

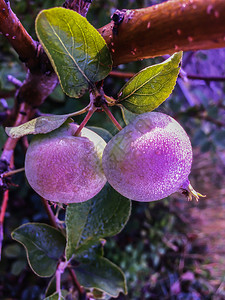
xmin=110 ymin=70 xmax=134 ymax=79
xmin=102 ymin=104 xmax=123 ymax=131
xmin=187 ymin=74 xmax=225 ymax=82
xmin=0 ymin=190 xmax=9 ymax=260
xmin=74 ymin=107 xmax=96 ymax=136
xmin=111 ymin=70 xmax=225 ymax=83
xmin=41 ymin=198 xmax=58 ymax=228
xmin=67 ymin=105 xmax=90 ymax=118
xmin=68 ymin=268 xmax=85 ymax=295
xmin=2 ymin=167 xmax=25 ymax=178
xmin=56 ymin=266 xmax=62 ymax=300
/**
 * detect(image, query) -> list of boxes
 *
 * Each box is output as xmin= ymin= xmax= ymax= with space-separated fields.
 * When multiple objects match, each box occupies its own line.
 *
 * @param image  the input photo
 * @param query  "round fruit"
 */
xmin=25 ymin=122 xmax=107 ymax=203
xmin=102 ymin=112 xmax=193 ymax=202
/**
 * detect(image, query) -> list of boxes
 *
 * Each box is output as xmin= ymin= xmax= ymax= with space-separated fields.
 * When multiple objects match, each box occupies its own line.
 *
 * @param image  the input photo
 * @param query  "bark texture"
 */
xmin=99 ymin=0 xmax=225 ymax=65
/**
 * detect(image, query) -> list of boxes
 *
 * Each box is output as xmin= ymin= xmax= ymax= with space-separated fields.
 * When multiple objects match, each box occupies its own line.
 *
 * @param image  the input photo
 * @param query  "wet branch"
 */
xmin=99 ymin=0 xmax=225 ymax=65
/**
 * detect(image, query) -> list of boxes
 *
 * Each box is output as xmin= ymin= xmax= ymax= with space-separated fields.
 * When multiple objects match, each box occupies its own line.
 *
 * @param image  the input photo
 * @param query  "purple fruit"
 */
xmin=25 ymin=123 xmax=106 ymax=203
xmin=102 ymin=112 xmax=194 ymax=202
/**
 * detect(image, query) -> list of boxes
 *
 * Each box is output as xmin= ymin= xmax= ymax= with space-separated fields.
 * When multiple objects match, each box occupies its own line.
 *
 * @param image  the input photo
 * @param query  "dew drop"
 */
xmin=214 ymin=10 xmax=219 ymax=18
xmin=177 ymin=29 xmax=182 ymax=35
xmin=111 ymin=48 xmax=115 ymax=53
xmin=207 ymin=4 xmax=213 ymax=14
xmin=131 ymin=48 xmax=137 ymax=55
xmin=174 ymin=45 xmax=179 ymax=51
xmin=12 ymin=36 xmax=16 ymax=40
xmin=155 ymin=149 xmax=161 ymax=155
xmin=147 ymin=21 xmax=151 ymax=29
xmin=5 ymin=33 xmax=9 ymax=37
xmin=188 ymin=36 xmax=193 ymax=42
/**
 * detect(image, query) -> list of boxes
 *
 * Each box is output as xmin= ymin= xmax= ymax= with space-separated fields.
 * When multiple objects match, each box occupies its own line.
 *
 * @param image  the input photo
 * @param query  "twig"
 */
xmin=68 ymin=268 xmax=85 ymax=295
xmin=41 ymin=198 xmax=58 ymax=228
xmin=1 ymin=103 xmax=30 ymax=165
xmin=0 ymin=190 xmax=9 ymax=260
xmin=110 ymin=70 xmax=134 ymax=79
xmin=7 ymin=75 xmax=22 ymax=88
xmin=102 ymin=104 xmax=123 ymax=131
xmin=2 ymin=167 xmax=25 ymax=178
xmin=110 ymin=70 xmax=225 ymax=83
xmin=187 ymin=74 xmax=225 ymax=82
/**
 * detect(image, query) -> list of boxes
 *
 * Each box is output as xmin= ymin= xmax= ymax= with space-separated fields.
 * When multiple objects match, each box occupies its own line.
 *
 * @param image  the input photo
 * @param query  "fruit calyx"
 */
xmin=180 ymin=179 xmax=206 ymax=201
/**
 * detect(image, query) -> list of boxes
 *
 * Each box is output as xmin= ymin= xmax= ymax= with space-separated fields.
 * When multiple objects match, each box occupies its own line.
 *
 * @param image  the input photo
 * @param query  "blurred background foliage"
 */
xmin=0 ymin=0 xmax=225 ymax=299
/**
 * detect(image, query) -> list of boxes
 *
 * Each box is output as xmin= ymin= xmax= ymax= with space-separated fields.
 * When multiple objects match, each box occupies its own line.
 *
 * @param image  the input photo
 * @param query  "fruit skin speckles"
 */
xmin=102 ymin=112 xmax=193 ymax=202
xmin=25 ymin=123 xmax=107 ymax=204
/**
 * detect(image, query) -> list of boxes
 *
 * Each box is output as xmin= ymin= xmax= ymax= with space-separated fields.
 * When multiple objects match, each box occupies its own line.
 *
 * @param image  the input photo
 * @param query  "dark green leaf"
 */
xmin=35 ymin=7 xmax=112 ymax=98
xmin=75 ymin=256 xmax=127 ymax=297
xmin=65 ymin=183 xmax=131 ymax=260
xmin=5 ymin=114 xmax=71 ymax=138
xmin=118 ymin=52 xmax=182 ymax=113
xmin=12 ymin=223 xmax=66 ymax=277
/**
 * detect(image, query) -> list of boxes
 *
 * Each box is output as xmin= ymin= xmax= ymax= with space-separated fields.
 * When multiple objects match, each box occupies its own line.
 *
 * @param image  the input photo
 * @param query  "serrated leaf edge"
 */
xmin=118 ymin=51 xmax=183 ymax=103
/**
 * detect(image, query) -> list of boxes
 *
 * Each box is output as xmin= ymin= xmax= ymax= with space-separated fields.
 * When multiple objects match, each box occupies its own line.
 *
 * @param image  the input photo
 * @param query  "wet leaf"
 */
xmin=36 ymin=7 xmax=112 ymax=98
xmin=118 ymin=52 xmax=182 ymax=113
xmin=12 ymin=223 xmax=66 ymax=277
xmin=5 ymin=114 xmax=71 ymax=138
xmin=75 ymin=255 xmax=127 ymax=297
xmin=65 ymin=183 xmax=131 ymax=260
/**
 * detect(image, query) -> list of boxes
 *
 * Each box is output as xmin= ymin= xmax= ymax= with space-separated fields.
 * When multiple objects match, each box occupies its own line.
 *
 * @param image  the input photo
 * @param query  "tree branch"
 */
xmin=99 ymin=0 xmax=225 ymax=65
xmin=0 ymin=0 xmax=37 ymax=70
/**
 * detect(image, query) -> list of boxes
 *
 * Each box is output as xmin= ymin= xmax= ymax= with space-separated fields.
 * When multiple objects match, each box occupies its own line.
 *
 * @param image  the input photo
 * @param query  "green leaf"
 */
xmin=5 ymin=114 xmax=71 ymax=138
xmin=65 ymin=183 xmax=131 ymax=260
xmin=75 ymin=256 xmax=127 ymax=297
xmin=12 ymin=223 xmax=66 ymax=277
xmin=44 ymin=291 xmax=68 ymax=300
xmin=35 ymin=7 xmax=112 ymax=98
xmin=118 ymin=52 xmax=183 ymax=113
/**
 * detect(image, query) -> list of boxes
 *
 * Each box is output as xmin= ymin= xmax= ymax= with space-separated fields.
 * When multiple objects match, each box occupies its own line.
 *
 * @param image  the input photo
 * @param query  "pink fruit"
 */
xmin=102 ymin=112 xmax=193 ymax=202
xmin=25 ymin=123 xmax=106 ymax=203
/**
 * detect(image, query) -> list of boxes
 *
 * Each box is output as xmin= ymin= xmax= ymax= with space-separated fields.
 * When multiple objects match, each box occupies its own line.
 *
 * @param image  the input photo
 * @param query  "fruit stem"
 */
xmin=74 ymin=107 xmax=97 ymax=136
xmin=102 ymin=103 xmax=123 ymax=131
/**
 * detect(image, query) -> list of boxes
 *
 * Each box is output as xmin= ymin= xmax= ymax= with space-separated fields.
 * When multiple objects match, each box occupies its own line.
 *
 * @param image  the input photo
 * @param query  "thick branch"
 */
xmin=99 ymin=0 xmax=225 ymax=65
xmin=0 ymin=0 xmax=38 ymax=69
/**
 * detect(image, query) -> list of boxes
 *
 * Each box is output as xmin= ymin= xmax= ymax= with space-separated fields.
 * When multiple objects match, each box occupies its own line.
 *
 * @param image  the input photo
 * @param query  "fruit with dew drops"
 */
xmin=25 ymin=122 xmax=107 ymax=203
xmin=102 ymin=112 xmax=202 ymax=202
